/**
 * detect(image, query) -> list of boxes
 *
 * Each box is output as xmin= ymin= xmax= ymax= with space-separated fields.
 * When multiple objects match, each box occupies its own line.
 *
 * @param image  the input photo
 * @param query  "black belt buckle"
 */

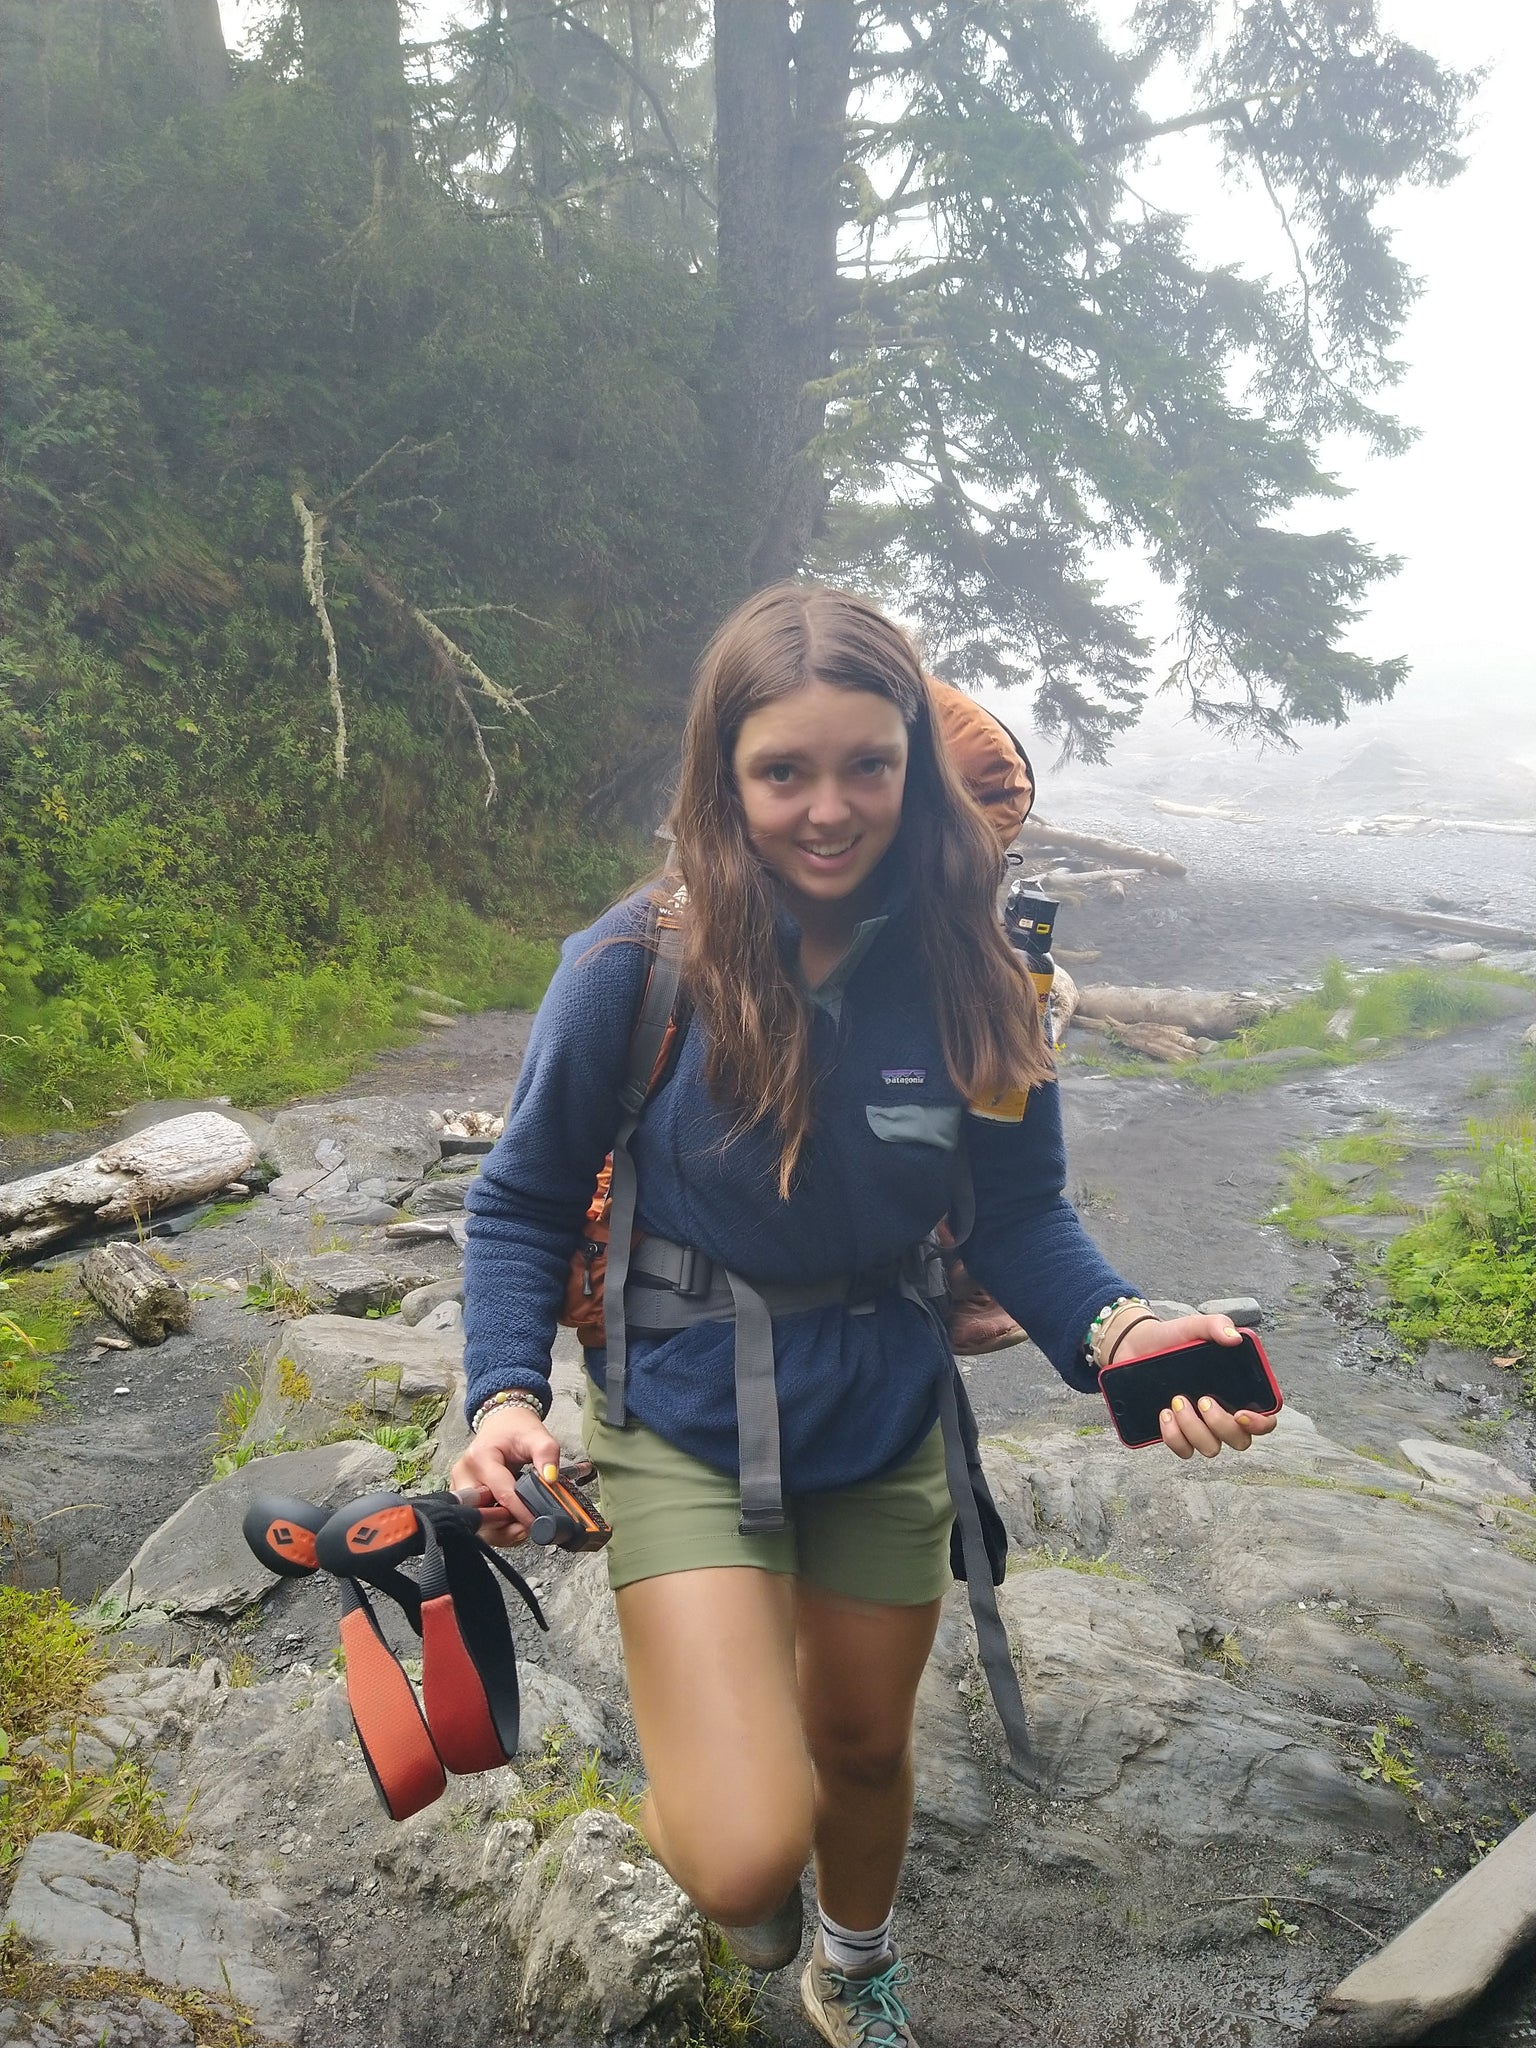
xmin=675 ymin=1244 xmax=712 ymax=1299
xmin=737 ymin=1506 xmax=787 ymax=1537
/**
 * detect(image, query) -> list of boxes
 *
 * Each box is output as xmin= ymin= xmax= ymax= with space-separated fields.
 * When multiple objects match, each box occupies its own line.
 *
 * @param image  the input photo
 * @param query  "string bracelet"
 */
xmin=1102 ymin=1312 xmax=1160 ymax=1369
xmin=470 ymin=1386 xmax=549 ymax=1434
xmin=1082 ymin=1294 xmax=1154 ymax=1374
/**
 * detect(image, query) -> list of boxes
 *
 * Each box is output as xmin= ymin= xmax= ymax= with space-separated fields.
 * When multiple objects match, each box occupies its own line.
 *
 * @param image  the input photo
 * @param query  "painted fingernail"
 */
xmin=1199 ymin=1397 xmax=1215 ymax=1414
xmin=543 ymin=1463 xmax=560 ymax=1482
xmin=1161 ymin=1409 xmax=1174 ymax=1426
xmin=1172 ymin=1396 xmax=1187 ymax=1412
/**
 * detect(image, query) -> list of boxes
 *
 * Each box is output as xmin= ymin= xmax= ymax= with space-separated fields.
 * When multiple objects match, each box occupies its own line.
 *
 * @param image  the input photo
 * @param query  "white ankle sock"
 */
xmin=817 ymin=1904 xmax=894 ymax=1973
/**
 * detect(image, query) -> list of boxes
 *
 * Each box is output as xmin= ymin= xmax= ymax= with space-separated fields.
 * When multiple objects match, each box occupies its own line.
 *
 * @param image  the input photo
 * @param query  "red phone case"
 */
xmin=1097 ymin=1330 xmax=1283 ymax=1448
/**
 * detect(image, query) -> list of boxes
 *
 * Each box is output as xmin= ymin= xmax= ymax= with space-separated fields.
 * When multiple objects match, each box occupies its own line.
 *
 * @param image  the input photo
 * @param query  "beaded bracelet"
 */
xmin=1081 ymin=1294 xmax=1154 ymax=1373
xmin=470 ymin=1386 xmax=549 ymax=1434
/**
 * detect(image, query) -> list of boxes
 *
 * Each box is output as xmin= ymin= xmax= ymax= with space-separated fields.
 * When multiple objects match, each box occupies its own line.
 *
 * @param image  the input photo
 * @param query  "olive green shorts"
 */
xmin=580 ymin=1383 xmax=953 ymax=1606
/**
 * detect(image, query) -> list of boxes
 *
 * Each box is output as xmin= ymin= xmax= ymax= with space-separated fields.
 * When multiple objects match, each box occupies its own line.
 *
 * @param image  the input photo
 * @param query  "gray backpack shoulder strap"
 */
xmin=603 ymin=887 xmax=686 ymax=1428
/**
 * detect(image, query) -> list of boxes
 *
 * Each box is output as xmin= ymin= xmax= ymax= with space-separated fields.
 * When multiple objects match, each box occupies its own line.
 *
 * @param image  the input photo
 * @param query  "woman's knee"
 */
xmin=665 ymin=1827 xmax=810 ymax=1928
xmin=807 ymin=1721 xmax=913 ymax=1793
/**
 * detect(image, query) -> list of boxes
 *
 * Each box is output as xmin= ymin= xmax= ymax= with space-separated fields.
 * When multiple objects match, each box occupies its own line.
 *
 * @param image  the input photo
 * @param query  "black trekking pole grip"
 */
xmin=242 ymin=1495 xmax=330 ymax=1578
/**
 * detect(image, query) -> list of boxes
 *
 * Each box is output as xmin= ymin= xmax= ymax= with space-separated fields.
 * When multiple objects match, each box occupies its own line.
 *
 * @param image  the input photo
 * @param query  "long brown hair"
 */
xmin=666 ymin=582 xmax=1051 ymax=1197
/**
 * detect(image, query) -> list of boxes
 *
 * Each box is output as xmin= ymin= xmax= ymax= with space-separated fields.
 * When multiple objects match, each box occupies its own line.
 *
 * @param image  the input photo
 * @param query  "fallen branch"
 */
xmin=337 ymin=540 xmax=542 ymax=732
xmin=1196 ymin=1894 xmax=1383 ymax=1949
xmin=1040 ymin=866 xmax=1147 ymax=890
xmin=292 ymin=491 xmax=346 ymax=779
xmin=450 ymin=676 xmax=497 ymax=809
xmin=1016 ymin=818 xmax=1186 ymax=878
xmin=1070 ymin=1014 xmax=1202 ymax=1061
xmin=1327 ymin=899 xmax=1536 ymax=947
xmin=324 ymin=435 xmax=447 ymax=517
xmin=422 ymin=601 xmax=561 ymax=633
xmin=1109 ymin=1019 xmax=1203 ymax=1063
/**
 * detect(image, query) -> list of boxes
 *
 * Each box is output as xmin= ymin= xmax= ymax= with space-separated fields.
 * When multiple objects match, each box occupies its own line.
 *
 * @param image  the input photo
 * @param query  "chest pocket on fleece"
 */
xmin=865 ymin=1103 xmax=962 ymax=1150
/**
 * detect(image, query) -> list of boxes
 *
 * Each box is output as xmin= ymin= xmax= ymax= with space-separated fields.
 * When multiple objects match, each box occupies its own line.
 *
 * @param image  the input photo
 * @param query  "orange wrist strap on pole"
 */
xmin=242 ymin=1486 xmax=550 ymax=1820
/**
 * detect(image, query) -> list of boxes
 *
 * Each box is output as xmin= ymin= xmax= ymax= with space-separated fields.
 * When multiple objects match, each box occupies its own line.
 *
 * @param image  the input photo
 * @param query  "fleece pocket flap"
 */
xmin=865 ymin=1103 xmax=962 ymax=1150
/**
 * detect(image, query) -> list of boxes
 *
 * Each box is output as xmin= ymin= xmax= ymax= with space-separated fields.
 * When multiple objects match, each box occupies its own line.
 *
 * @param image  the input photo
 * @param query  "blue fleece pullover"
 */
xmin=463 ymin=884 xmax=1138 ymax=1492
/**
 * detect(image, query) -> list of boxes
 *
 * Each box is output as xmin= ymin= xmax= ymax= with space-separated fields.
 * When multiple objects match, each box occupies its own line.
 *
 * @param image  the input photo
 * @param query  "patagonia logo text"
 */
xmin=881 ymin=1067 xmax=926 ymax=1086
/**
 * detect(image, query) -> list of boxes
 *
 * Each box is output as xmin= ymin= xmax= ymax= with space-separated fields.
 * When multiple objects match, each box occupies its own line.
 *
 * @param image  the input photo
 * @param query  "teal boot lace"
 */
xmin=825 ymin=1956 xmax=914 ymax=2045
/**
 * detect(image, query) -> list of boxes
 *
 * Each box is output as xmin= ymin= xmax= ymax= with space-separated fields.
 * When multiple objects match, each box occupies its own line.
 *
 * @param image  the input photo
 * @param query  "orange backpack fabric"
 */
xmin=926 ymin=676 xmax=1034 ymax=850
xmin=560 ymin=1019 xmax=678 ymax=1346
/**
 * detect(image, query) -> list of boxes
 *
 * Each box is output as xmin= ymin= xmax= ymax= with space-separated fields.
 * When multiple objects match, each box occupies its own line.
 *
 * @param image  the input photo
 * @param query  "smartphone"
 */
xmin=1098 ymin=1330 xmax=1282 ymax=1448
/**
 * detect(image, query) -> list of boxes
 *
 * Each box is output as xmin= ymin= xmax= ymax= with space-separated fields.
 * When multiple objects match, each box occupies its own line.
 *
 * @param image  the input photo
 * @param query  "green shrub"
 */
xmin=1386 ymin=1121 xmax=1536 ymax=1359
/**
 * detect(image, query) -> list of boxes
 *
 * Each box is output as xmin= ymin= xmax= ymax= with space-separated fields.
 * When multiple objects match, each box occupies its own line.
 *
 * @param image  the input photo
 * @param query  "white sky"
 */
xmin=219 ymin=0 xmax=1533 ymax=726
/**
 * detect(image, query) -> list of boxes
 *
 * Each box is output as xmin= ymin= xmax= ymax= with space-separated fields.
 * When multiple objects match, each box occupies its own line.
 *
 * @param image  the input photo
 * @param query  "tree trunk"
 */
xmin=297 ymin=0 xmax=409 ymax=193
xmin=81 ymin=1243 xmax=194 ymax=1344
xmin=161 ymin=0 xmax=227 ymax=107
xmin=712 ymin=0 xmax=854 ymax=587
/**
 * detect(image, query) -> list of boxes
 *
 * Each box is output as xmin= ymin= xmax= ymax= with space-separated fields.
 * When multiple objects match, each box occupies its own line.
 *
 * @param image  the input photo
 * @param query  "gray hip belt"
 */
xmin=616 ymin=1233 xmax=938 ymax=1534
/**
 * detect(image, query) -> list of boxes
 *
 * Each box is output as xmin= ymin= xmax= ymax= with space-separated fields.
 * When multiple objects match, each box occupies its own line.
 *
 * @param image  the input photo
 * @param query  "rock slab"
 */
xmin=260 ymin=1251 xmax=437 ymax=1317
xmin=500 ymin=1809 xmax=706 ymax=2046
xmin=244 ymin=1313 xmax=463 ymax=1445
xmin=266 ymin=1098 xmax=440 ymax=1185
xmin=1300 ymin=1809 xmax=1536 ymax=2045
xmin=106 ymin=1439 xmax=395 ymax=1615
xmin=4 ymin=1833 xmax=301 ymax=2040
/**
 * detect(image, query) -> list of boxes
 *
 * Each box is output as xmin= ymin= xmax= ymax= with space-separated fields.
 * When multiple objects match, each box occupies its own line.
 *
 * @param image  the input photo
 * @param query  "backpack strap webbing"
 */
xmin=901 ymin=1278 xmax=1033 ymax=1782
xmin=604 ymin=890 xmax=687 ymax=1429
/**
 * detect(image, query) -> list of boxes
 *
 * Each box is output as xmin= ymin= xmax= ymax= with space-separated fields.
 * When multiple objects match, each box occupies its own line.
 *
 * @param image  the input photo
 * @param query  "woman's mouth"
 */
xmin=797 ymin=838 xmax=858 ymax=864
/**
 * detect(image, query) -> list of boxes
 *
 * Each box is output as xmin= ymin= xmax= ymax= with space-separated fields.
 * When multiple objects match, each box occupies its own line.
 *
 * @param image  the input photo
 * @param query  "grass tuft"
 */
xmin=0 ymin=1269 xmax=82 ymax=1423
xmin=0 ymin=1588 xmax=181 ymax=1875
xmin=496 ymin=1721 xmax=645 ymax=1844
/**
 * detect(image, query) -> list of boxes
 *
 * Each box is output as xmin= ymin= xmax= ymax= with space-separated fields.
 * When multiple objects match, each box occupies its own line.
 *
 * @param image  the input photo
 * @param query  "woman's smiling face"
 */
xmin=732 ymin=679 xmax=909 ymax=915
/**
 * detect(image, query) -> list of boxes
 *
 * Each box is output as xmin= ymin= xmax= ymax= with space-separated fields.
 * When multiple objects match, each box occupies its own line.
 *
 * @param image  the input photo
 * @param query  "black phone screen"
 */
xmin=1098 ymin=1331 xmax=1281 ymax=1448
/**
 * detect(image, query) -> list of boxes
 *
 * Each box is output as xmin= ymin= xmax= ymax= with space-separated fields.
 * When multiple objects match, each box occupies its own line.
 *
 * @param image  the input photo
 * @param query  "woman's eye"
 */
xmin=764 ymin=763 xmax=797 ymax=785
xmin=855 ymin=757 xmax=889 ymax=777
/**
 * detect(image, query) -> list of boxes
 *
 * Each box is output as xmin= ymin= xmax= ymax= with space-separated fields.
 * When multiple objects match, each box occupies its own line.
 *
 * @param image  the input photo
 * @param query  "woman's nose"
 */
xmin=805 ymin=778 xmax=853 ymax=825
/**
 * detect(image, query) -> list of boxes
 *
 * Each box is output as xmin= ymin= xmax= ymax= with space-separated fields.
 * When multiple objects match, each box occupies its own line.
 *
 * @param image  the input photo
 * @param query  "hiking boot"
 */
xmin=718 ymin=1880 xmax=804 ymax=1972
xmin=800 ymin=1932 xmax=919 ymax=2046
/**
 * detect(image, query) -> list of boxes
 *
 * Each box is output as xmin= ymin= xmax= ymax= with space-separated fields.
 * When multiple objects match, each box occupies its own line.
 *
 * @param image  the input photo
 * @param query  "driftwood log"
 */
xmin=1327 ymin=899 xmax=1536 ymax=946
xmin=1072 ymin=1015 xmax=1203 ymax=1063
xmin=1073 ymin=986 xmax=1279 ymax=1038
xmin=1039 ymin=866 xmax=1148 ymax=891
xmin=1050 ymin=963 xmax=1079 ymax=1040
xmin=81 ymin=1243 xmax=193 ymax=1344
xmin=0 ymin=1112 xmax=256 ymax=1258
xmin=1015 ymin=818 xmax=1187 ymax=878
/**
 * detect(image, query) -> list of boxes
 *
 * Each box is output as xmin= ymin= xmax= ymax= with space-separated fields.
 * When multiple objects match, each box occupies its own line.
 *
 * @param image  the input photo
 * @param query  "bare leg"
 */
xmin=795 ymin=1586 xmax=942 ymax=1930
xmin=615 ymin=1567 xmax=814 ymax=1927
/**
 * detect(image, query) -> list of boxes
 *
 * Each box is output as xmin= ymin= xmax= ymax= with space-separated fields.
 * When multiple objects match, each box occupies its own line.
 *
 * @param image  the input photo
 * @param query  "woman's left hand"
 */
xmin=1112 ymin=1312 xmax=1281 ymax=1461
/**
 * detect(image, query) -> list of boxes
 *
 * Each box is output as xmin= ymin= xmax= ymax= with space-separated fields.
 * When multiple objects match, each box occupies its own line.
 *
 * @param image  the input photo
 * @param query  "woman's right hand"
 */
xmin=451 ymin=1404 xmax=562 ymax=1548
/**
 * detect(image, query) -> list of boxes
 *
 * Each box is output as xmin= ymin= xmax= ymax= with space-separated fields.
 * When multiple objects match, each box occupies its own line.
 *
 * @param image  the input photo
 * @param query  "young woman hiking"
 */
xmin=452 ymin=583 xmax=1276 ymax=2047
